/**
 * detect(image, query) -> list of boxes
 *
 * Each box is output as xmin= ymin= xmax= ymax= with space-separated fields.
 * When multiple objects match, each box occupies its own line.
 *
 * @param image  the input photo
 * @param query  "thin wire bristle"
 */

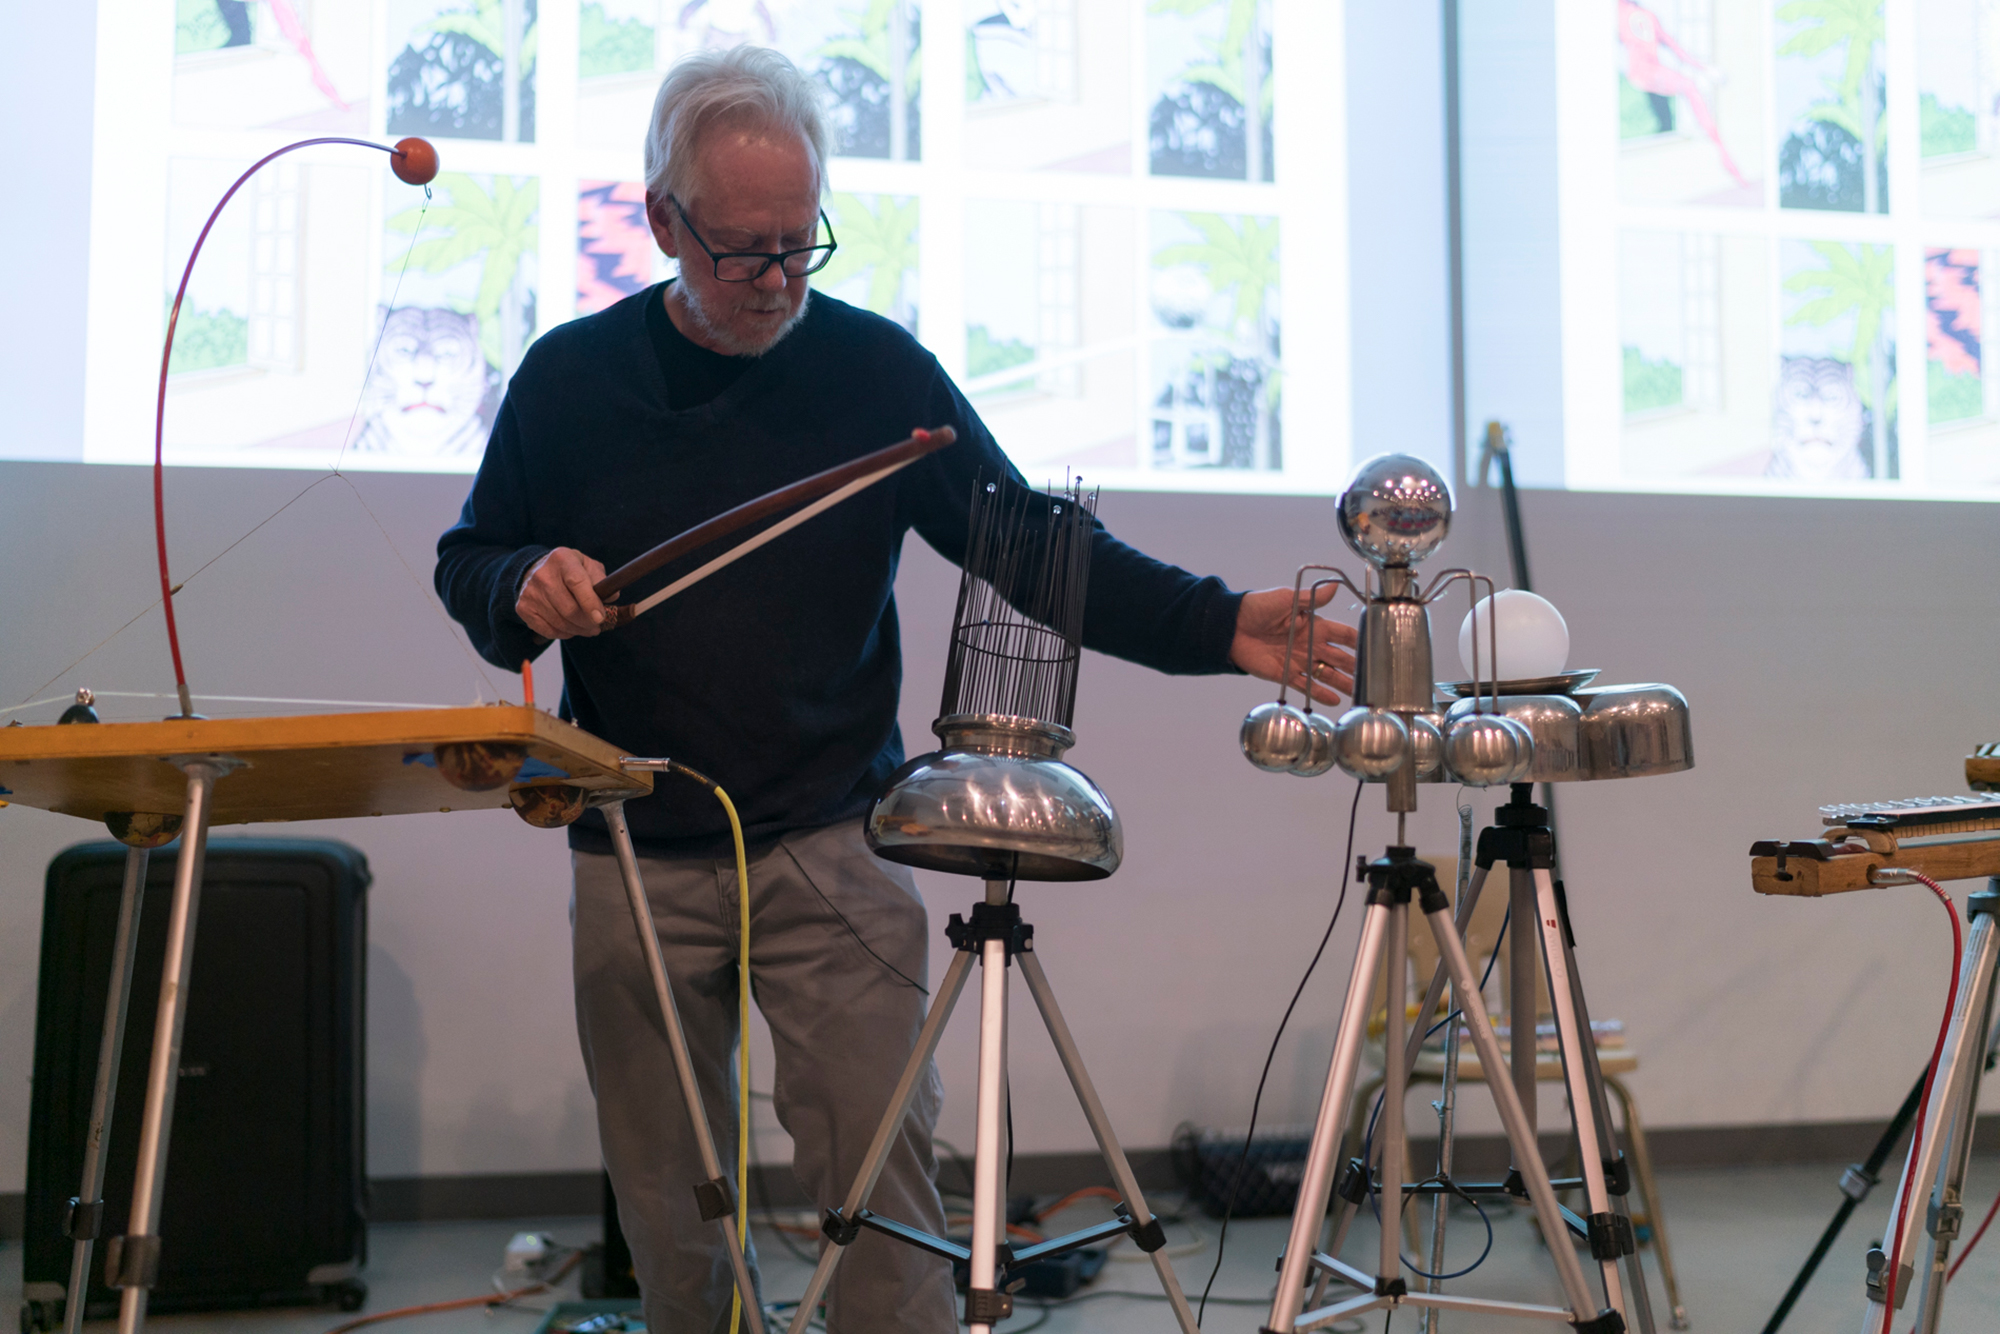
xmin=940 ymin=474 xmax=1097 ymax=728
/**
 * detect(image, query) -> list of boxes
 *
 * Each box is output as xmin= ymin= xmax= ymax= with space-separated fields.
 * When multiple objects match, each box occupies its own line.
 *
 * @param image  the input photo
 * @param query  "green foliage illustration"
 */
xmin=1930 ymin=366 xmax=1981 ymax=423
xmin=1149 ymin=0 xmax=1273 ymax=120
xmin=1784 ymin=240 xmax=1894 ymax=410
xmin=424 ymin=0 xmax=540 ymax=73
xmin=580 ymin=2 xmax=653 ymax=78
xmin=387 ymin=173 xmax=540 ymax=372
xmin=966 ymin=325 xmax=1035 ymax=392
xmin=176 ymin=0 xmax=234 ymax=54
xmin=167 ymin=303 xmax=249 ymax=375
xmin=1153 ymin=212 xmax=1279 ymax=343
xmin=818 ymin=192 xmax=918 ymax=320
xmin=1920 ymin=91 xmax=1976 ymax=157
xmin=1777 ymin=0 xmax=1885 ymax=209
xmin=1622 ymin=346 xmax=1683 ymax=414
xmin=819 ymin=0 xmax=922 ymax=97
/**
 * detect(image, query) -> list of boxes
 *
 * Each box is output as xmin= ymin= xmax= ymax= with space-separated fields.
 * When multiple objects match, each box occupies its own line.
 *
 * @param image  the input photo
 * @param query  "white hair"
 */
xmin=644 ymin=45 xmax=830 ymax=208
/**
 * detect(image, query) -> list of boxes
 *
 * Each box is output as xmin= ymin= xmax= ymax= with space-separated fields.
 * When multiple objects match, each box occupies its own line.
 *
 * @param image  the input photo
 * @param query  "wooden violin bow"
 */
xmin=586 ymin=425 xmax=956 ymax=631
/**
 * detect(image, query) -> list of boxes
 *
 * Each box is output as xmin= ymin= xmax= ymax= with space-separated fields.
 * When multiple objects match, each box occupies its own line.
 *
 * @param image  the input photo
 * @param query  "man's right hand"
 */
xmin=517 ymin=547 xmax=611 ymax=640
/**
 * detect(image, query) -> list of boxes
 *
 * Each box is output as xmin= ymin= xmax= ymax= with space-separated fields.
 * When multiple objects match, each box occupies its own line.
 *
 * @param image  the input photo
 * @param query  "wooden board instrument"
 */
xmin=1750 ymin=789 xmax=2000 ymax=897
xmin=0 ymin=707 xmax=649 ymax=834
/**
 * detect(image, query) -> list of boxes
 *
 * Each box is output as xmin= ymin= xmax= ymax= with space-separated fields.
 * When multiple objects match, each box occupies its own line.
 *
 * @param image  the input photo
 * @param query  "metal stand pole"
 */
xmin=1419 ymin=808 xmax=1475 ymax=1334
xmin=1531 ymin=868 xmax=1627 ymax=1321
xmin=1858 ymin=884 xmax=2000 ymax=1334
xmin=603 ymin=802 xmax=767 ymax=1334
xmin=1544 ymin=877 xmax=1663 ymax=1334
xmin=112 ymin=756 xmax=234 ymax=1334
xmin=966 ymin=879 xmax=1011 ymax=1334
xmin=61 ymin=847 xmax=150 ymax=1334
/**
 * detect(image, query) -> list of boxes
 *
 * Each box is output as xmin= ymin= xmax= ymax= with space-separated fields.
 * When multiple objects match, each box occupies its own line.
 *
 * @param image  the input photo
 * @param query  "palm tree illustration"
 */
xmin=1153 ymin=212 xmax=1278 ymax=351
xmin=819 ymin=0 xmax=920 ymax=160
xmin=1784 ymin=239 xmax=1895 ymax=476
xmin=1778 ymin=0 xmax=1885 ymax=213
xmin=424 ymin=0 xmax=539 ymax=142
xmin=388 ymin=173 xmax=541 ymax=380
xmin=1151 ymin=0 xmax=1273 ymax=181
xmin=817 ymin=192 xmax=919 ymax=329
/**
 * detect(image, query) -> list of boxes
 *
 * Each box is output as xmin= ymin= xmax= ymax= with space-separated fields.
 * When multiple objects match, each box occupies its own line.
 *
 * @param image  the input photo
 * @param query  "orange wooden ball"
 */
xmin=391 ymin=136 xmax=439 ymax=185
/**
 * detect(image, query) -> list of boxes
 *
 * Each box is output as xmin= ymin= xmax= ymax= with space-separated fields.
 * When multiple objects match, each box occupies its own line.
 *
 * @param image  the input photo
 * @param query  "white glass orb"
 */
xmin=1334 ymin=707 xmax=1409 ymax=778
xmin=1241 ymin=702 xmax=1311 ymax=772
xmin=1291 ymin=710 xmax=1340 ymax=777
xmin=1458 ymin=589 xmax=1570 ymax=683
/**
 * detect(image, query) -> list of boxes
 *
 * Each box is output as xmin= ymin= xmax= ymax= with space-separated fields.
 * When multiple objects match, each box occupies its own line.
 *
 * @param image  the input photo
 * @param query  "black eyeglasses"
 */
xmin=670 ymin=196 xmax=837 ymax=282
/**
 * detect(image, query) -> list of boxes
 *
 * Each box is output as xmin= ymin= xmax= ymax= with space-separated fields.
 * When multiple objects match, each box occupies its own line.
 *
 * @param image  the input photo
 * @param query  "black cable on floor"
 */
xmin=1197 ymin=778 xmax=1366 ymax=1325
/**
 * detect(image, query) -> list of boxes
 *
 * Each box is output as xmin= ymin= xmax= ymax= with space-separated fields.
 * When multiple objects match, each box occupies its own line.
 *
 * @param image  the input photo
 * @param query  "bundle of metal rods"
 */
xmin=938 ymin=475 xmax=1097 ymax=728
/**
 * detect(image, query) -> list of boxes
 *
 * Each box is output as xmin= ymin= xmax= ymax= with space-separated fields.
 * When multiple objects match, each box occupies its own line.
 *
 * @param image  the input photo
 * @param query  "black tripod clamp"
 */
xmin=946 ymin=901 xmax=1034 ymax=960
xmin=1361 ymin=846 xmax=1452 ymax=916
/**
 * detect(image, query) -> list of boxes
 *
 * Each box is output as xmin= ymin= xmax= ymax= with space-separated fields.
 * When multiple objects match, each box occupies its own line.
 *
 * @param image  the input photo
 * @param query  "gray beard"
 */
xmin=678 ymin=281 xmax=810 ymax=357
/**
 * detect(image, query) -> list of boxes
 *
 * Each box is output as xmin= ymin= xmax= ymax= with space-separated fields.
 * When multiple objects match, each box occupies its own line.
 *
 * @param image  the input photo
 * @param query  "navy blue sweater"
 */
xmin=435 ymin=285 xmax=1244 ymax=857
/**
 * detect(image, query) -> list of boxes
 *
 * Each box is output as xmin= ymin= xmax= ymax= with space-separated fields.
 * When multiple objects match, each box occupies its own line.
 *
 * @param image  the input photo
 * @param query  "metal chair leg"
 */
xmin=1609 ymin=1075 xmax=1688 ymax=1329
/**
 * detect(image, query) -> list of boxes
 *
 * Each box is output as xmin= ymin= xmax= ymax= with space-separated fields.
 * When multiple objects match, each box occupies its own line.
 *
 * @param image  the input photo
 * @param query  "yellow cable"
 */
xmin=713 ymin=783 xmax=752 ymax=1334
xmin=665 ymin=763 xmax=753 ymax=1334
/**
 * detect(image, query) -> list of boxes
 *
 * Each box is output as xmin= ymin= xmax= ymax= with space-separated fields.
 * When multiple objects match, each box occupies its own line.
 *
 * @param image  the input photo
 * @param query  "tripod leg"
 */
xmin=1508 ymin=868 xmax=1539 ymax=1148
xmin=1909 ymin=907 xmax=2000 ymax=1334
xmin=115 ymin=758 xmax=227 ymax=1334
xmin=786 ymin=947 xmax=974 ymax=1334
xmin=1530 ymin=868 xmax=1625 ymax=1318
xmin=1266 ymin=903 xmax=1395 ymax=1334
xmin=604 ymin=803 xmax=767 ymax=1334
xmin=966 ymin=886 xmax=1012 ymax=1334
xmin=1545 ymin=879 xmax=1657 ymax=1334
xmin=1402 ymin=864 xmax=1493 ymax=1081
xmin=1015 ymin=949 xmax=1200 ymax=1333
xmin=1859 ymin=904 xmax=1999 ymax=1334
xmin=1379 ymin=900 xmax=1412 ymax=1284
xmin=1421 ymin=902 xmax=1600 ymax=1321
xmin=63 ymin=847 xmax=149 ymax=1334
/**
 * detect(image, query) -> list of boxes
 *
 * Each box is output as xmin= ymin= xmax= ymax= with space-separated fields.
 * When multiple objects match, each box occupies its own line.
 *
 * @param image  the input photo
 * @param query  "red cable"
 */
xmin=153 ymin=136 xmax=433 ymax=715
xmin=1880 ymin=870 xmax=1963 ymax=1332
xmin=1951 ymin=1189 xmax=2000 ymax=1280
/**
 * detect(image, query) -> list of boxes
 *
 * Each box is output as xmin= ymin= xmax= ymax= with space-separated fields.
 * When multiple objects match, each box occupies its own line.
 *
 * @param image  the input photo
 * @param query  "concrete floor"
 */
xmin=5 ymin=1160 xmax=1998 ymax=1332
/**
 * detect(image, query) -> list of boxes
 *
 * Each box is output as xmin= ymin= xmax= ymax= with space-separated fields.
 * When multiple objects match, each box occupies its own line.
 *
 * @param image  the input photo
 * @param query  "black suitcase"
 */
xmin=22 ymin=839 xmax=370 ymax=1328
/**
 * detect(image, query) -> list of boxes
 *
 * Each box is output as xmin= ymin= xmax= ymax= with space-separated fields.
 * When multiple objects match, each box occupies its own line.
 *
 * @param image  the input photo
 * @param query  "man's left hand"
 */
xmin=1229 ymin=584 xmax=1359 ymax=706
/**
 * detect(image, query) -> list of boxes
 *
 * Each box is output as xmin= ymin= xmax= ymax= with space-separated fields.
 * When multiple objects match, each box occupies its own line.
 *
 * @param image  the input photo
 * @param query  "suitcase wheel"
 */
xmin=326 ymin=1280 xmax=368 ymax=1312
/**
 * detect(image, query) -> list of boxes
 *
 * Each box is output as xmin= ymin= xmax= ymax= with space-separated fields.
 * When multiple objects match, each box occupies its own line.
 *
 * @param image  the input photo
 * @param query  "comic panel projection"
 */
xmin=1562 ymin=0 xmax=2000 ymax=497
xmin=77 ymin=0 xmax=1344 ymax=492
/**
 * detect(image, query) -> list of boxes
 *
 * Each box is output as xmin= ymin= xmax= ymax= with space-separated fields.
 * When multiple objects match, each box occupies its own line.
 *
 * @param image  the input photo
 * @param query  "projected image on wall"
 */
xmin=78 ymin=0 xmax=1343 ymax=492
xmin=1563 ymin=0 xmax=2000 ymax=496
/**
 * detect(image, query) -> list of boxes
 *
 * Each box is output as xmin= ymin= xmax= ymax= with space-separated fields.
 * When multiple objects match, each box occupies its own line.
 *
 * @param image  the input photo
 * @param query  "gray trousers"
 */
xmin=571 ymin=818 xmax=958 ymax=1332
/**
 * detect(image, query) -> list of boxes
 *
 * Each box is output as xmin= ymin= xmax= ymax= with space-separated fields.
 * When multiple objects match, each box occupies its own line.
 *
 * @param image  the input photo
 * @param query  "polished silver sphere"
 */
xmin=1407 ymin=712 xmax=1445 ymax=780
xmin=1291 ymin=709 xmax=1340 ymax=777
xmin=1337 ymin=454 xmax=1453 ymax=568
xmin=1334 ymin=706 xmax=1409 ymax=778
xmin=1443 ymin=712 xmax=1534 ymax=786
xmin=1241 ymin=701 xmax=1312 ymax=772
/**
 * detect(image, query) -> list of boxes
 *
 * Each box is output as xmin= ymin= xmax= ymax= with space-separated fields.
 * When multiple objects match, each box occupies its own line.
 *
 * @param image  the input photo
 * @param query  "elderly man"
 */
xmin=436 ymin=43 xmax=1351 ymax=1334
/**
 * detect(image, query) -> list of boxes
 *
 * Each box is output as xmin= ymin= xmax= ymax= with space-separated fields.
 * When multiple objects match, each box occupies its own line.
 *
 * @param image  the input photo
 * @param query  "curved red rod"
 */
xmin=154 ymin=135 xmax=436 ymax=717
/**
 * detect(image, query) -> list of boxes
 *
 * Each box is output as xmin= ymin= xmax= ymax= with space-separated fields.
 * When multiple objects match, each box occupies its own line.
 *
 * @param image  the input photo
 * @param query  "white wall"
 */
xmin=6 ymin=2 xmax=1998 ymax=1202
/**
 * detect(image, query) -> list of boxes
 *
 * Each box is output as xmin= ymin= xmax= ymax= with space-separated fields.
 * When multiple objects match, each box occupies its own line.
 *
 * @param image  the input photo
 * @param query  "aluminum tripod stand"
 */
xmin=1857 ymin=879 xmax=2000 ymax=1334
xmin=787 ymin=878 xmax=1197 ymax=1334
xmin=1263 ymin=828 xmax=1632 ymax=1333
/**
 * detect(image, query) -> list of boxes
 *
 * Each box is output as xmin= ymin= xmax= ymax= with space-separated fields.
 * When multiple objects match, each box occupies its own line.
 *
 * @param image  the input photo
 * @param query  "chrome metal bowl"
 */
xmin=866 ymin=714 xmax=1122 ymax=881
